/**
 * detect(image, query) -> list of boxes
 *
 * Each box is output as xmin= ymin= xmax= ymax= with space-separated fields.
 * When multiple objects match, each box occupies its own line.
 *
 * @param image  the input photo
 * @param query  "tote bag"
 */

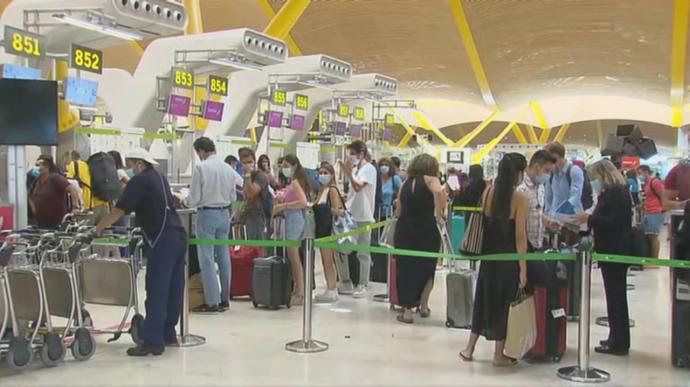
xmin=504 ymin=289 xmax=537 ymax=359
xmin=331 ymin=187 xmax=356 ymax=244
xmin=459 ymin=190 xmax=488 ymax=255
xmin=379 ymin=218 xmax=397 ymax=248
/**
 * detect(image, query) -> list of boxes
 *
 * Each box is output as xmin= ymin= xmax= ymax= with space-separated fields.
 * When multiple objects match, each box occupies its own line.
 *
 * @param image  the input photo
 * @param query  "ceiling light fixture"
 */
xmin=208 ymin=58 xmax=259 ymax=72
xmin=52 ymin=14 xmax=144 ymax=41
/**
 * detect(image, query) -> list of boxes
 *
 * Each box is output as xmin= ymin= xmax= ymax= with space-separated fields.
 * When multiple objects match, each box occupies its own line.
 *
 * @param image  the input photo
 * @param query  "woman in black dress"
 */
xmin=459 ymin=153 xmax=529 ymax=367
xmin=394 ymin=154 xmax=447 ymax=324
xmin=454 ymin=164 xmax=486 ymax=219
xmin=573 ymin=159 xmax=632 ymax=356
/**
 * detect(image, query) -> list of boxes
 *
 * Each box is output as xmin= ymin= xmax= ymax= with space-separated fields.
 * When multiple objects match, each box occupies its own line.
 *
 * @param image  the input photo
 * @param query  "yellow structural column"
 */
xmin=512 ymin=124 xmax=528 ymax=144
xmin=454 ymin=110 xmax=500 ymax=148
xmin=671 ymin=0 xmax=690 ymax=127
xmin=263 ymin=0 xmax=311 ymax=41
xmin=182 ymin=0 xmax=215 ymax=132
xmin=411 ymin=110 xmax=455 ymax=146
xmin=525 ymin=124 xmax=540 ymax=144
xmin=553 ymin=123 xmax=571 ymax=143
xmin=257 ymin=0 xmax=304 ymax=56
xmin=56 ymin=60 xmax=80 ymax=133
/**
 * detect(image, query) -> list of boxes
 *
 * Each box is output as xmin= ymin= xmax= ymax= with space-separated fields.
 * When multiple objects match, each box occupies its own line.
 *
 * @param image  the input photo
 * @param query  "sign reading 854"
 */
xmin=294 ymin=94 xmax=309 ymax=110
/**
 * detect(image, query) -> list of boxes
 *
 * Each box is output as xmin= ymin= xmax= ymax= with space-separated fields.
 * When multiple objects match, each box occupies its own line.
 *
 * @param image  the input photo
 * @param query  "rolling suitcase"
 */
xmin=445 ymin=267 xmax=475 ymax=329
xmin=251 ymin=216 xmax=291 ymax=309
xmin=671 ymin=269 xmax=690 ymax=368
xmin=525 ymin=286 xmax=568 ymax=362
xmin=388 ymin=256 xmax=401 ymax=308
xmin=230 ymin=224 xmax=258 ymax=299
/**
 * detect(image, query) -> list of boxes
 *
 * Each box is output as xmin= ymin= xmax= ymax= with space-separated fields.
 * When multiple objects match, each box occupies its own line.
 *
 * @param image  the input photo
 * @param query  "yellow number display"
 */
xmin=4 ymin=26 xmax=44 ymax=59
xmin=172 ymin=67 xmax=194 ymax=89
xmin=294 ymin=94 xmax=309 ymax=110
xmin=338 ymin=105 xmax=350 ymax=118
xmin=208 ymin=75 xmax=228 ymax=96
xmin=354 ymin=107 xmax=365 ymax=120
xmin=272 ymin=89 xmax=287 ymax=106
xmin=385 ymin=114 xmax=395 ymax=125
xmin=71 ymin=44 xmax=103 ymax=74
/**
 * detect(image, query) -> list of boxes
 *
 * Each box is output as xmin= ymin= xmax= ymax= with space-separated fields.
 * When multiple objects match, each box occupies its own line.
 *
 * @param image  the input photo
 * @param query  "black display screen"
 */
xmin=0 ymin=79 xmax=57 ymax=145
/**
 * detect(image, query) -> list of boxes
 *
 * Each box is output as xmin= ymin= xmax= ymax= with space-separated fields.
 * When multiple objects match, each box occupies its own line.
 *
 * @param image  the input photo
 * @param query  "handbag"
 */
xmin=504 ymin=288 xmax=537 ymax=359
xmin=302 ymin=192 xmax=316 ymax=240
xmin=459 ymin=189 xmax=488 ymax=255
xmin=331 ymin=187 xmax=356 ymax=244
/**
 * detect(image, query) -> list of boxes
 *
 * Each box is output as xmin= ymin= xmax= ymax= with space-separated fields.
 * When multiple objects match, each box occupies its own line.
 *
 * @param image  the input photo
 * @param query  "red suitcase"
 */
xmin=525 ymin=286 xmax=568 ymax=362
xmin=230 ymin=245 xmax=260 ymax=298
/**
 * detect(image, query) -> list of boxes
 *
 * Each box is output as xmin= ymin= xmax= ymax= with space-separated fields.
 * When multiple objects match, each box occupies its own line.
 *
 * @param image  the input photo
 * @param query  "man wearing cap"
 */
xmin=95 ymin=148 xmax=186 ymax=357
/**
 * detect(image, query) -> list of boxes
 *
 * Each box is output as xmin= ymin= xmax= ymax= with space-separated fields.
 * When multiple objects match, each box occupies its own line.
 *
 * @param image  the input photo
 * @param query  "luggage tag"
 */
xmin=551 ymin=308 xmax=566 ymax=319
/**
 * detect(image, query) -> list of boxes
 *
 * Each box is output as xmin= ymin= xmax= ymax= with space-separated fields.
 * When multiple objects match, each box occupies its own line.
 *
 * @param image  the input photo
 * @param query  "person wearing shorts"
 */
xmin=638 ymin=165 xmax=665 ymax=258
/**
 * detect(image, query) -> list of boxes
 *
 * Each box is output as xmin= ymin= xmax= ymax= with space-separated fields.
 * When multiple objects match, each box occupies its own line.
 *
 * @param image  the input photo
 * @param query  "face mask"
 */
xmin=319 ymin=174 xmax=331 ymax=186
xmin=535 ymin=173 xmax=549 ymax=185
xmin=30 ymin=166 xmax=40 ymax=177
xmin=126 ymin=169 xmax=135 ymax=178
xmin=591 ymin=179 xmax=603 ymax=194
xmin=350 ymin=155 xmax=359 ymax=166
xmin=282 ymin=167 xmax=293 ymax=178
xmin=380 ymin=166 xmax=390 ymax=175
xmin=246 ymin=162 xmax=256 ymax=171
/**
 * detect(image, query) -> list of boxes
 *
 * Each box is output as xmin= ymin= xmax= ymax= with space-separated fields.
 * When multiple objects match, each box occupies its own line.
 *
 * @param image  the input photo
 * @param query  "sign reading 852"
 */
xmin=70 ymin=44 xmax=103 ymax=74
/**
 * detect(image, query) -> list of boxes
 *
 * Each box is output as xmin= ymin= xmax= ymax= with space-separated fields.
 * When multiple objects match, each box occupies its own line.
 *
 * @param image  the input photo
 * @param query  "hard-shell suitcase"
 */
xmin=445 ymin=269 xmax=475 ymax=329
xmin=671 ymin=269 xmax=690 ymax=368
xmin=525 ymin=286 xmax=568 ymax=362
xmin=450 ymin=215 xmax=466 ymax=253
xmin=229 ymin=224 xmax=258 ymax=298
xmin=251 ymin=216 xmax=291 ymax=309
xmin=251 ymin=256 xmax=291 ymax=309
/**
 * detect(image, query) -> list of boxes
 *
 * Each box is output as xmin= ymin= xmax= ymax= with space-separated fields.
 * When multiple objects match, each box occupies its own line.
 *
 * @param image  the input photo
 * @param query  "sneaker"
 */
xmin=219 ymin=301 xmax=230 ymax=310
xmin=191 ymin=304 xmax=223 ymax=313
xmin=126 ymin=344 xmax=165 ymax=357
xmin=314 ymin=289 xmax=338 ymax=304
xmin=352 ymin=285 xmax=368 ymax=299
xmin=338 ymin=281 xmax=355 ymax=295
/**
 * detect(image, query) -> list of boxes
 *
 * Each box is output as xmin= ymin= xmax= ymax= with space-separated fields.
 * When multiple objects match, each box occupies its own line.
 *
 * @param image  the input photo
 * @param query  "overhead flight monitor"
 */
xmin=2 ymin=64 xmax=42 ymax=80
xmin=0 ymin=79 xmax=57 ymax=145
xmin=168 ymin=94 xmax=191 ymax=117
xmin=202 ymin=100 xmax=224 ymax=121
xmin=266 ymin=110 xmax=284 ymax=127
xmin=290 ymin=114 xmax=306 ymax=131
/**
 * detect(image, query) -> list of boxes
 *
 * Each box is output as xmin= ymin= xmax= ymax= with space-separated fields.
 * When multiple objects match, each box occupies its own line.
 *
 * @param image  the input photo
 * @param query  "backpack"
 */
xmin=85 ymin=152 xmax=121 ymax=201
xmin=550 ymin=164 xmax=594 ymax=210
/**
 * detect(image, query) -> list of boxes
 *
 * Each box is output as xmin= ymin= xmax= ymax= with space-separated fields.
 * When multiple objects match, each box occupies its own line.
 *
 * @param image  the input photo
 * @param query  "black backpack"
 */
xmin=550 ymin=164 xmax=594 ymax=210
xmin=677 ymin=202 xmax=690 ymax=261
xmin=85 ymin=152 xmax=121 ymax=201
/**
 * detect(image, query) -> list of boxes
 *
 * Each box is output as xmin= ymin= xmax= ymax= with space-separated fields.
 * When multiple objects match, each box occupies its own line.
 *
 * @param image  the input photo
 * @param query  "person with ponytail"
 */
xmin=273 ymin=154 xmax=311 ymax=306
xmin=460 ymin=153 xmax=529 ymax=367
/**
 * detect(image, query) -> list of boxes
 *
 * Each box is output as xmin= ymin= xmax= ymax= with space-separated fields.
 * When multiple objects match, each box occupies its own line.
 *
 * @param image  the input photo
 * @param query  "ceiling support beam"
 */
xmin=411 ymin=111 xmax=455 ymax=146
xmin=454 ymin=110 xmax=500 ymax=148
xmin=398 ymin=131 xmax=415 ymax=148
xmin=183 ymin=0 xmax=204 ymax=34
xmin=530 ymin=101 xmax=550 ymax=143
xmin=553 ymin=123 xmax=572 ymax=143
xmin=671 ymin=0 xmax=690 ymax=127
xmin=525 ymin=124 xmax=540 ymax=144
xmin=262 ymin=0 xmax=311 ymax=43
xmin=512 ymin=124 xmax=528 ymax=144
xmin=471 ymin=106 xmax=530 ymax=164
xmin=596 ymin=120 xmax=604 ymax=147
xmin=448 ymin=0 xmax=497 ymax=108
xmin=258 ymin=0 xmax=304 ymax=56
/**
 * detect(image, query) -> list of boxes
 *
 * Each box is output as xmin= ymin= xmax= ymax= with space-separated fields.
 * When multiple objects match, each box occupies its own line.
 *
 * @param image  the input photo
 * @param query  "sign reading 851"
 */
xmin=4 ymin=26 xmax=44 ymax=60
xmin=271 ymin=89 xmax=287 ymax=106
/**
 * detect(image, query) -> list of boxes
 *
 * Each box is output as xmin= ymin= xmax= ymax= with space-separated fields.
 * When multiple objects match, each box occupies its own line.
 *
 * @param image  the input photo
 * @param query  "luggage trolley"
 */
xmin=40 ymin=233 xmax=96 ymax=362
xmin=1 ymin=232 xmax=66 ymax=369
xmin=78 ymin=228 xmax=145 ymax=345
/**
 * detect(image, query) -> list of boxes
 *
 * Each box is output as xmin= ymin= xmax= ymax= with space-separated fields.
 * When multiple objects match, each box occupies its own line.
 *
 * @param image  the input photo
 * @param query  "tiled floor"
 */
xmin=0 ymin=252 xmax=687 ymax=386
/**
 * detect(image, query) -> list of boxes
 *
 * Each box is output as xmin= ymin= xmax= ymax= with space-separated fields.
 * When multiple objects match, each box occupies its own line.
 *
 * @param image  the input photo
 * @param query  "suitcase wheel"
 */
xmin=551 ymin=355 xmax=562 ymax=363
xmin=252 ymin=301 xmax=258 ymax=308
xmin=675 ymin=358 xmax=686 ymax=368
xmin=445 ymin=319 xmax=453 ymax=328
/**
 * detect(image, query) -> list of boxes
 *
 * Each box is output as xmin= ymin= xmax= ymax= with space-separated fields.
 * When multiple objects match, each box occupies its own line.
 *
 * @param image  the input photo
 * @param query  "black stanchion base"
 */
xmin=557 ymin=366 xmax=610 ymax=383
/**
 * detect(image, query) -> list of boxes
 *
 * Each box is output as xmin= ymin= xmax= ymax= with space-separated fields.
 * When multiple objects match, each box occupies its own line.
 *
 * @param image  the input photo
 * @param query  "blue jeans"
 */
xmin=196 ymin=209 xmax=231 ymax=306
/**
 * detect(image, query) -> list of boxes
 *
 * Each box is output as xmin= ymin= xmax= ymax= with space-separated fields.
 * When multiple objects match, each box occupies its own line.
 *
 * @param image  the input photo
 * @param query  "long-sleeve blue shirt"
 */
xmin=546 ymin=162 xmax=584 ymax=215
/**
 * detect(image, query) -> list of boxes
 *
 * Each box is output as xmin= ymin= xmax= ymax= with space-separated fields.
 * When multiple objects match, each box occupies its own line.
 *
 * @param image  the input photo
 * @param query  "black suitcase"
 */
xmin=672 ymin=269 xmax=690 ymax=368
xmin=567 ymin=258 xmax=582 ymax=320
xmin=251 ymin=256 xmax=291 ymax=309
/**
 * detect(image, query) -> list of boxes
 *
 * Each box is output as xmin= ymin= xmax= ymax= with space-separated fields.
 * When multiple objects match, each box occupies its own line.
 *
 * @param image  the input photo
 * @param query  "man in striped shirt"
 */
xmin=517 ymin=150 xmax=560 ymax=250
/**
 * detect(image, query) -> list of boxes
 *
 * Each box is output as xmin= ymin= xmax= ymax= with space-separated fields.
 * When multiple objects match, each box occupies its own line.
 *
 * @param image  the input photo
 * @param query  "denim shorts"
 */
xmin=284 ymin=209 xmax=305 ymax=241
xmin=643 ymin=213 xmax=665 ymax=235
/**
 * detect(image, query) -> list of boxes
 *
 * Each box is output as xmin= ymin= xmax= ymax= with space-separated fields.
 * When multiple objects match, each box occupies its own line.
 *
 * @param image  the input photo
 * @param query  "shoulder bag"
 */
xmin=459 ymin=188 xmax=488 ymax=255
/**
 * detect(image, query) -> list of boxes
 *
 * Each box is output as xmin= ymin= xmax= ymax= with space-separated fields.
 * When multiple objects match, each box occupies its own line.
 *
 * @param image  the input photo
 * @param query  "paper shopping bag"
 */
xmin=504 ymin=290 xmax=537 ymax=359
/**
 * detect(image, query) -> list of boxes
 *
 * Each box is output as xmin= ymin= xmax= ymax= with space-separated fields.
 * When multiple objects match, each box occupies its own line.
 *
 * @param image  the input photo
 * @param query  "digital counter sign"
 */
xmin=70 ymin=44 xmax=103 ymax=74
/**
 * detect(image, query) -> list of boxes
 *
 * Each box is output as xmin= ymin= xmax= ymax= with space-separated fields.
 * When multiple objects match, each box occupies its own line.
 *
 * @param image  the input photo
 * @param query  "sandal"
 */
xmin=418 ymin=307 xmax=431 ymax=318
xmin=396 ymin=315 xmax=414 ymax=324
xmin=290 ymin=295 xmax=304 ymax=306
xmin=492 ymin=357 xmax=518 ymax=367
xmin=458 ymin=350 xmax=473 ymax=362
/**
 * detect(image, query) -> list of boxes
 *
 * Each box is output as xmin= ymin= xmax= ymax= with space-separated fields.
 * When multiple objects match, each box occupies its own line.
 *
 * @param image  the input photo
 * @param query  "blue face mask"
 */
xmin=535 ymin=173 xmax=549 ymax=185
xmin=282 ymin=167 xmax=293 ymax=179
xmin=319 ymin=174 xmax=331 ymax=186
xmin=30 ymin=166 xmax=40 ymax=177
xmin=591 ymin=179 xmax=603 ymax=194
xmin=126 ymin=168 xmax=135 ymax=178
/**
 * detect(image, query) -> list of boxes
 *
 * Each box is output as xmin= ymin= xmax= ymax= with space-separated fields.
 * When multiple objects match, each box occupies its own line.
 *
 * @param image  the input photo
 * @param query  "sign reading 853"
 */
xmin=271 ymin=89 xmax=287 ymax=106
xmin=294 ymin=94 xmax=309 ymax=110
xmin=172 ymin=67 xmax=194 ymax=89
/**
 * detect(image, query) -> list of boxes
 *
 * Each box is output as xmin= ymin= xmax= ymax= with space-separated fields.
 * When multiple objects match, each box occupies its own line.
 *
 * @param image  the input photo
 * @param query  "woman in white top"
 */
xmin=312 ymin=163 xmax=343 ymax=303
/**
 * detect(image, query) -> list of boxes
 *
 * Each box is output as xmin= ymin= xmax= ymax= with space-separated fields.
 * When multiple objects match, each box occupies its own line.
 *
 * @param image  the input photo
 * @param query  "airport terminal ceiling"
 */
xmin=2 ymin=0 xmax=686 ymax=146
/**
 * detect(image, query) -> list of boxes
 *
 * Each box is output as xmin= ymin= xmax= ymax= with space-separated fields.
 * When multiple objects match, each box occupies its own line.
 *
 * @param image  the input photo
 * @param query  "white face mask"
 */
xmin=350 ymin=155 xmax=359 ymax=166
xmin=282 ymin=167 xmax=293 ymax=178
xmin=380 ymin=165 xmax=390 ymax=175
xmin=591 ymin=179 xmax=603 ymax=194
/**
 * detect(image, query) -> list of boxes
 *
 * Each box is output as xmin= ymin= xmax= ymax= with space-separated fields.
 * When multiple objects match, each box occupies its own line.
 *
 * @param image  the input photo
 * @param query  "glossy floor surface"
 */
xmin=0 ymin=251 xmax=687 ymax=386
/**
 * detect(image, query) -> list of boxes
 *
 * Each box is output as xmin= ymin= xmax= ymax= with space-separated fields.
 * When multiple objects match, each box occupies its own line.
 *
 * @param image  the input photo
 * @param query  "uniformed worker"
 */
xmin=95 ymin=148 xmax=187 ymax=357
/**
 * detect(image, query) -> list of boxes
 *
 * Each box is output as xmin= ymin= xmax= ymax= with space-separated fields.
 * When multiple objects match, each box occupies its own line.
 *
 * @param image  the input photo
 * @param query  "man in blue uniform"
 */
xmin=95 ymin=148 xmax=187 ymax=357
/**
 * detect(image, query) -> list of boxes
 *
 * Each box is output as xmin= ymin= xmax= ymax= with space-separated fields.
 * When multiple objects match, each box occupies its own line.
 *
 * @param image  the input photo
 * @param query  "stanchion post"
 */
xmin=557 ymin=237 xmax=610 ymax=383
xmin=286 ymin=238 xmax=328 ymax=353
xmin=177 ymin=209 xmax=205 ymax=347
xmin=373 ymin=254 xmax=391 ymax=303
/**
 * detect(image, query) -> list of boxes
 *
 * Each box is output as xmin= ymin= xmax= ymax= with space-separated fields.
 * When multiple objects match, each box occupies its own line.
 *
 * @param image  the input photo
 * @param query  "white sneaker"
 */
xmin=338 ymin=281 xmax=355 ymax=295
xmin=314 ymin=289 xmax=338 ymax=304
xmin=352 ymin=285 xmax=368 ymax=299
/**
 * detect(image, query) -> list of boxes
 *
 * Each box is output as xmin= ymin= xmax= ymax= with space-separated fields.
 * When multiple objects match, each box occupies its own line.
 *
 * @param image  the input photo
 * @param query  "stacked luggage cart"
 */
xmin=0 ymin=216 xmax=146 ymax=370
